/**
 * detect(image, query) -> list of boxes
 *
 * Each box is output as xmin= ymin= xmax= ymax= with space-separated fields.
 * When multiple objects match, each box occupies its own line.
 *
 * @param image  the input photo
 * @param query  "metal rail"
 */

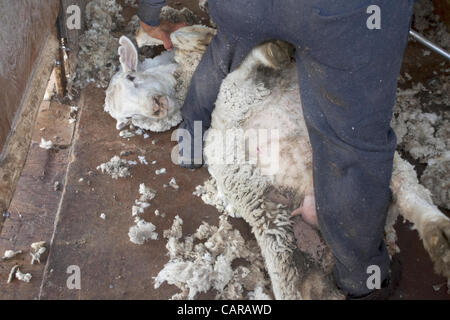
xmin=409 ymin=29 xmax=450 ymax=61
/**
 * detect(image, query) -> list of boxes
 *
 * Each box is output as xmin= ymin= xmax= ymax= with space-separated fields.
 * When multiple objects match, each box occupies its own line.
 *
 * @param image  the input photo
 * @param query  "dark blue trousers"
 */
xmin=182 ymin=0 xmax=414 ymax=296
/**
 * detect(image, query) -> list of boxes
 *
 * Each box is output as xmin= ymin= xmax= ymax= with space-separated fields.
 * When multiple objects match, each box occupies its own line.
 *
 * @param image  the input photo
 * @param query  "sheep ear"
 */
xmin=118 ymin=36 xmax=138 ymax=72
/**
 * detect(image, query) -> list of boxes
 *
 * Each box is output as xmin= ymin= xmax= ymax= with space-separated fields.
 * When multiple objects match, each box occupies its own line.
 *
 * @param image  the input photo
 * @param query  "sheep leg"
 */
xmin=211 ymin=165 xmax=303 ymax=299
xmin=391 ymin=152 xmax=450 ymax=279
xmin=250 ymin=41 xmax=294 ymax=69
xmin=235 ymin=41 xmax=294 ymax=74
xmin=211 ymin=164 xmax=344 ymax=299
xmin=384 ymin=202 xmax=401 ymax=257
xmin=136 ymin=25 xmax=216 ymax=51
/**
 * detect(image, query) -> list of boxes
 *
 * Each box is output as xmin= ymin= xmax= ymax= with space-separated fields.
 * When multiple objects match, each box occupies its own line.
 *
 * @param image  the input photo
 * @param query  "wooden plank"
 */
xmin=0 ymin=145 xmax=71 ymax=299
xmin=0 ymin=0 xmax=60 ymax=150
xmin=0 ymin=93 xmax=75 ymax=299
xmin=0 ymin=33 xmax=59 ymax=222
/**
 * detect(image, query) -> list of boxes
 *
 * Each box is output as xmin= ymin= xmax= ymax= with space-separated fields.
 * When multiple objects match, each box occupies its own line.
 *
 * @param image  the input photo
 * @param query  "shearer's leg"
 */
xmin=290 ymin=0 xmax=415 ymax=297
xmin=178 ymin=0 xmax=270 ymax=167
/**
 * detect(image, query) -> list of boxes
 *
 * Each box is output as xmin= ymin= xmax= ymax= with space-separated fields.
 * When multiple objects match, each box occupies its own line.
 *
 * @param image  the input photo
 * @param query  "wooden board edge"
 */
xmin=0 ymin=32 xmax=59 ymax=226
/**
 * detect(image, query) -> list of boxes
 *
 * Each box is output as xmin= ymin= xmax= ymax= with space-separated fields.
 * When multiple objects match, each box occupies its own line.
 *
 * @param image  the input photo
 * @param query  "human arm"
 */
xmin=137 ymin=0 xmax=186 ymax=50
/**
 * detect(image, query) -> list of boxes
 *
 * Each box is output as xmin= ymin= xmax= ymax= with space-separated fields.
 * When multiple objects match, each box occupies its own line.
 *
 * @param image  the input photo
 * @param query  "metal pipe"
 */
xmin=55 ymin=17 xmax=67 ymax=98
xmin=409 ymin=29 xmax=450 ymax=61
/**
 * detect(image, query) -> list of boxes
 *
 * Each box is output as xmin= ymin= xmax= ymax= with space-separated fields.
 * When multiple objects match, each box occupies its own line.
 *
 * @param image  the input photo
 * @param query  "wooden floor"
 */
xmin=0 ymin=76 xmax=448 ymax=300
xmin=0 ymin=85 xmax=256 ymax=299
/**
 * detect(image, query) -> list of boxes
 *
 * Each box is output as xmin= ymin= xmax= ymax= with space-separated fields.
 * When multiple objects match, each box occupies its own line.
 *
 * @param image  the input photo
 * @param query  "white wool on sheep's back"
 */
xmin=155 ymin=215 xmax=271 ymax=300
xmin=96 ymin=156 xmax=131 ymax=179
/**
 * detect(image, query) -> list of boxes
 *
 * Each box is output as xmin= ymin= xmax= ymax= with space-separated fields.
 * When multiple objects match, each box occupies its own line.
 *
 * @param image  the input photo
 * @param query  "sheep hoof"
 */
xmin=300 ymin=270 xmax=345 ymax=300
xmin=260 ymin=41 xmax=294 ymax=69
xmin=171 ymin=26 xmax=216 ymax=52
xmin=423 ymin=218 xmax=450 ymax=278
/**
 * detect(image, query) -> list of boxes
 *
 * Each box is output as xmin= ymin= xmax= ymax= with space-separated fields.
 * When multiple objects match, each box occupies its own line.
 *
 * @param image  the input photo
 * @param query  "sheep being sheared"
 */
xmin=105 ymin=26 xmax=450 ymax=299
xmin=202 ymin=37 xmax=450 ymax=299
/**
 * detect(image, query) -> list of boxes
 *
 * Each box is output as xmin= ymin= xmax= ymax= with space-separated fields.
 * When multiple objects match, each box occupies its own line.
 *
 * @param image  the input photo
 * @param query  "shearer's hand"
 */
xmin=139 ymin=20 xmax=187 ymax=51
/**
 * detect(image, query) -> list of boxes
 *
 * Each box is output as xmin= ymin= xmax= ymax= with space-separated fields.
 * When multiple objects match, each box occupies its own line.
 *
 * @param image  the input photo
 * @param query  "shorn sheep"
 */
xmin=105 ymin=25 xmax=450 ymax=299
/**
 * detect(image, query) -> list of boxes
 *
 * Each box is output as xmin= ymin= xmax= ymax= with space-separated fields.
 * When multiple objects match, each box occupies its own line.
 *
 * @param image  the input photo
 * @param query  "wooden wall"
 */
xmin=0 ymin=0 xmax=60 ymax=153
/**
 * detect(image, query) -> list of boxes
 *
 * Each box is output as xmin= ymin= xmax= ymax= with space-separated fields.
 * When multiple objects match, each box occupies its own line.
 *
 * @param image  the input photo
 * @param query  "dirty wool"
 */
xmin=72 ymin=0 xmax=125 ymax=89
xmin=413 ymin=0 xmax=450 ymax=50
xmin=96 ymin=155 xmax=132 ymax=179
xmin=393 ymin=72 xmax=450 ymax=209
xmin=155 ymin=214 xmax=271 ymax=300
xmin=3 ymin=241 xmax=47 ymax=284
xmin=128 ymin=184 xmax=158 ymax=245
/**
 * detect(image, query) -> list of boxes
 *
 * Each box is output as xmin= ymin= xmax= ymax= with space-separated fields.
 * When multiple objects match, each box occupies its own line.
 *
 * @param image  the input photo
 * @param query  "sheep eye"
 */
xmin=127 ymin=75 xmax=135 ymax=82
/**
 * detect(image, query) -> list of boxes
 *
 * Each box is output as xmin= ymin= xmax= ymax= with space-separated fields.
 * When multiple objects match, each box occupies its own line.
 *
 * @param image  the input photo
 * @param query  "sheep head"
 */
xmin=105 ymin=36 xmax=181 ymax=131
